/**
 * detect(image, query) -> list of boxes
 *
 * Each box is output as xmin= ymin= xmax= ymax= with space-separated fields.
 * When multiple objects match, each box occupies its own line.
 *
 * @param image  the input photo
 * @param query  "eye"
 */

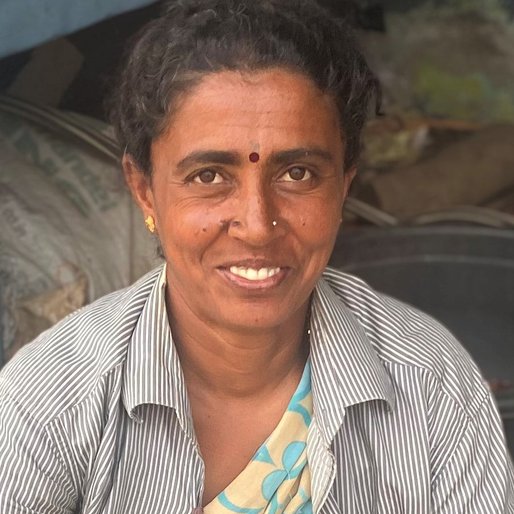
xmin=280 ymin=166 xmax=313 ymax=182
xmin=192 ymin=169 xmax=223 ymax=184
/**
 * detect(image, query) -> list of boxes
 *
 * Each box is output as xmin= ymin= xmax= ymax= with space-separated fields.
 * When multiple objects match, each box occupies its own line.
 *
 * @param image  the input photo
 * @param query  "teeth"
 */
xmin=229 ymin=266 xmax=281 ymax=281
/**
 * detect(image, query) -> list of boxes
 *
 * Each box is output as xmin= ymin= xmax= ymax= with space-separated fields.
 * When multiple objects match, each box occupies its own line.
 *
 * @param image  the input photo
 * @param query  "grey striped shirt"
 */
xmin=1 ymin=265 xmax=513 ymax=513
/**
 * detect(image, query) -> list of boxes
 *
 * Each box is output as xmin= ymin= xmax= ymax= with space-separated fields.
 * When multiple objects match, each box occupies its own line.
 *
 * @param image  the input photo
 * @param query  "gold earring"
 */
xmin=145 ymin=215 xmax=155 ymax=233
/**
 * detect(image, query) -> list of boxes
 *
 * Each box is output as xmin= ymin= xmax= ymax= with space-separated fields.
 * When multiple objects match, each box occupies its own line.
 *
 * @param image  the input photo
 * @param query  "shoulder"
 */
xmin=321 ymin=266 xmax=489 ymax=416
xmin=0 ymin=266 xmax=163 ymax=425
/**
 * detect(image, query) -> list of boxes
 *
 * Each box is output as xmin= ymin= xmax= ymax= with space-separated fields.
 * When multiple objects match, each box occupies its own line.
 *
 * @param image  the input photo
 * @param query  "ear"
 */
xmin=122 ymin=154 xmax=155 ymax=219
xmin=341 ymin=165 xmax=357 ymax=200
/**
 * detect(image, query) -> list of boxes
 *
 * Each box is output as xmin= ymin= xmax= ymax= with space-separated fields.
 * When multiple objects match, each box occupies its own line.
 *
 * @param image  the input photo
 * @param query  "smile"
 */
xmin=228 ymin=266 xmax=281 ymax=281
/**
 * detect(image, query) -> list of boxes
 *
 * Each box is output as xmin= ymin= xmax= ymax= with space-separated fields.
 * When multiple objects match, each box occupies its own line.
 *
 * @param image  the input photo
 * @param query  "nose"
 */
xmin=227 ymin=179 xmax=280 ymax=246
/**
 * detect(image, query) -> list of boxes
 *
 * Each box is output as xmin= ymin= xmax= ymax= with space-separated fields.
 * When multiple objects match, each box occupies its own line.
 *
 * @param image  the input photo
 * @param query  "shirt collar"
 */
xmin=122 ymin=264 xmax=395 ymax=443
xmin=309 ymin=272 xmax=396 ymax=444
xmin=122 ymin=264 xmax=195 ymax=439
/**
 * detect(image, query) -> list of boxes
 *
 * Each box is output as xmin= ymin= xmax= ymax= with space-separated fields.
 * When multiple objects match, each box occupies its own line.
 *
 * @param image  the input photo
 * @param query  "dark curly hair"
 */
xmin=109 ymin=0 xmax=381 ymax=175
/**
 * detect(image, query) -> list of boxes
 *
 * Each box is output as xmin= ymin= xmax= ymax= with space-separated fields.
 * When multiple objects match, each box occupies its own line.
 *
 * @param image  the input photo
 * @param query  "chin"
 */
xmin=211 ymin=298 xmax=307 ymax=333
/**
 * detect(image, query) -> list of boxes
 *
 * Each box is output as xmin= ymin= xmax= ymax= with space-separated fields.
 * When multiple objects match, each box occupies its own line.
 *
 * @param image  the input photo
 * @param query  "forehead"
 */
xmin=153 ymin=68 xmax=343 ymax=159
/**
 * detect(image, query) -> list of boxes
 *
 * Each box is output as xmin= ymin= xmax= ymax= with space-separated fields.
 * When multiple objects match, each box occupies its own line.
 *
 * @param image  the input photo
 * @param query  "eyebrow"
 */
xmin=175 ymin=146 xmax=334 ymax=172
xmin=267 ymin=147 xmax=334 ymax=166
xmin=176 ymin=150 xmax=242 ymax=172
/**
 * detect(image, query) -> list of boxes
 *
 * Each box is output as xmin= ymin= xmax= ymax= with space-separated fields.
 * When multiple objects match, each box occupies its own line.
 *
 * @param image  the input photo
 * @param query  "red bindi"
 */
xmin=249 ymin=152 xmax=260 ymax=163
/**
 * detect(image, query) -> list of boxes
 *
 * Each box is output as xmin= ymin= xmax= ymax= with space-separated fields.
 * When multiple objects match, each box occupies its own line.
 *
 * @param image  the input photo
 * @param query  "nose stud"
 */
xmin=272 ymin=220 xmax=277 ymax=227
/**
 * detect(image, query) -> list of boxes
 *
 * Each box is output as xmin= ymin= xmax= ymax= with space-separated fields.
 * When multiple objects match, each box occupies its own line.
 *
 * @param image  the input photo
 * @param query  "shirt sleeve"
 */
xmin=432 ymin=391 xmax=514 ymax=513
xmin=0 ymin=395 xmax=77 ymax=514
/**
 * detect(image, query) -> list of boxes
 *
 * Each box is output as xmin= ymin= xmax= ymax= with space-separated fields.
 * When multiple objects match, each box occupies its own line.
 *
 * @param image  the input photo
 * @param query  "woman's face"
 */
xmin=128 ymin=69 xmax=355 ymax=332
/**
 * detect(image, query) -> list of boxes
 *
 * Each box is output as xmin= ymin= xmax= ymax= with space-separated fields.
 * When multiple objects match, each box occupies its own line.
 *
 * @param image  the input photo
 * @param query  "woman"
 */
xmin=1 ymin=1 xmax=513 ymax=513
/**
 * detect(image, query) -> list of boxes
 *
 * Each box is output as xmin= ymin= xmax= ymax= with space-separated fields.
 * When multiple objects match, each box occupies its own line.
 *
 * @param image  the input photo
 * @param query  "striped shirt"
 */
xmin=1 ymin=264 xmax=513 ymax=513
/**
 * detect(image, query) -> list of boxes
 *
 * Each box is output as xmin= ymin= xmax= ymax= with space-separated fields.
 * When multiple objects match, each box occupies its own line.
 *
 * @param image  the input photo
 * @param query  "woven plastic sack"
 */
xmin=0 ymin=109 xmax=157 ymax=360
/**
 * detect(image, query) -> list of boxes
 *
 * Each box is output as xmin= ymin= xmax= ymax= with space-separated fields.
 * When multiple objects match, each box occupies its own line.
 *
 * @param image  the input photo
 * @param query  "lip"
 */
xmin=216 ymin=260 xmax=290 ymax=290
xmin=218 ymin=258 xmax=287 ymax=268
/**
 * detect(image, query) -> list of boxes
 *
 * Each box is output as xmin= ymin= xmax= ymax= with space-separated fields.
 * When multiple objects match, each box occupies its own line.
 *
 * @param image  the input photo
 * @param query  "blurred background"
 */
xmin=0 ymin=0 xmax=513 ymax=446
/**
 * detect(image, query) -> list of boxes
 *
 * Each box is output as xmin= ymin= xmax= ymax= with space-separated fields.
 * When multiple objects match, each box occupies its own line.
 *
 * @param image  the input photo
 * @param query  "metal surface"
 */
xmin=344 ymin=197 xmax=399 ymax=227
xmin=411 ymin=206 xmax=514 ymax=228
xmin=330 ymin=225 xmax=514 ymax=419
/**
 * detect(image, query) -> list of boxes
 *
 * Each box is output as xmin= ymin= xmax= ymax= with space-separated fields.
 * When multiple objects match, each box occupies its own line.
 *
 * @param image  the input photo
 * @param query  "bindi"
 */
xmin=248 ymin=152 xmax=260 ymax=163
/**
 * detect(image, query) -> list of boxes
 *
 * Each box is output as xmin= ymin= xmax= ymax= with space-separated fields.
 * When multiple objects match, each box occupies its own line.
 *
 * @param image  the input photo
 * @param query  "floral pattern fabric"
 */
xmin=204 ymin=360 xmax=312 ymax=514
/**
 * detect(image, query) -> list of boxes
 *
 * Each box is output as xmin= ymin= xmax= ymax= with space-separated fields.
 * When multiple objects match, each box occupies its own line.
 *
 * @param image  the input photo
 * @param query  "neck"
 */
xmin=167 ymin=289 xmax=310 ymax=400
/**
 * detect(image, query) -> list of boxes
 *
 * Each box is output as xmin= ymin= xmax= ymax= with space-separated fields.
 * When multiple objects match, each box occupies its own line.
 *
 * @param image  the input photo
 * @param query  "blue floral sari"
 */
xmin=204 ymin=361 xmax=312 ymax=514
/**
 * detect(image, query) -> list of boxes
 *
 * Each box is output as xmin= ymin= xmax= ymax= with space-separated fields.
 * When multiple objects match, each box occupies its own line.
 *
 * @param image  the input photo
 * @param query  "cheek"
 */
xmin=183 ymin=209 xmax=220 ymax=236
xmin=158 ymin=202 xmax=220 ymax=247
xmin=297 ymin=218 xmax=339 ymax=257
xmin=290 ymin=196 xmax=342 ymax=241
